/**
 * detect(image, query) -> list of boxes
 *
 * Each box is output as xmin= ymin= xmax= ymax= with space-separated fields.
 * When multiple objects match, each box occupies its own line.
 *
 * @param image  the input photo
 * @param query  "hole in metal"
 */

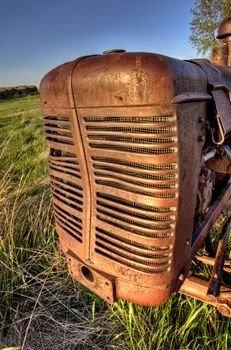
xmin=81 ymin=266 xmax=94 ymax=282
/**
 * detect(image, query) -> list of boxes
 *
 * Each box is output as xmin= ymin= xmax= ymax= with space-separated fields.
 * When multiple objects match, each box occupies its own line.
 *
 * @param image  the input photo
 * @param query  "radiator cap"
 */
xmin=103 ymin=49 xmax=126 ymax=54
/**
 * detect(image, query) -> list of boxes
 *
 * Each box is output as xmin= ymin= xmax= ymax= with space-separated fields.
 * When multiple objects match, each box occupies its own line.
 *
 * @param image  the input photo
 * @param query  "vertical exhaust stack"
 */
xmin=212 ymin=17 xmax=231 ymax=67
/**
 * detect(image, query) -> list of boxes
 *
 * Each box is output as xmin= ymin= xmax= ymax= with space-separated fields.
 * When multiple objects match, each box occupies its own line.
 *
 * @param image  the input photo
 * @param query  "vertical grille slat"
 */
xmin=56 ymin=217 xmax=82 ymax=239
xmin=96 ymin=207 xmax=173 ymax=230
xmin=44 ymin=119 xmax=71 ymax=127
xmin=44 ymin=116 xmax=74 ymax=145
xmin=49 ymin=161 xmax=81 ymax=178
xmin=95 ymin=180 xmax=177 ymax=198
xmin=94 ymin=171 xmax=177 ymax=189
xmin=95 ymin=245 xmax=169 ymax=273
xmin=53 ymin=204 xmax=83 ymax=224
xmin=93 ymin=163 xmax=177 ymax=180
xmin=54 ymin=207 xmax=83 ymax=232
xmin=52 ymin=192 xmax=83 ymax=211
xmin=96 ymin=237 xmax=170 ymax=264
xmin=96 ymin=199 xmax=174 ymax=222
xmin=51 ymin=177 xmax=83 ymax=197
xmin=45 ymin=126 xmax=72 ymax=134
xmin=88 ymin=134 xmax=177 ymax=144
xmin=97 ymin=215 xmax=173 ymax=239
xmin=96 ymin=227 xmax=170 ymax=252
xmin=95 ymin=227 xmax=171 ymax=267
xmin=84 ymin=115 xmax=176 ymax=123
xmin=56 ymin=217 xmax=82 ymax=243
xmin=86 ymin=125 xmax=176 ymax=134
xmin=49 ymin=155 xmax=78 ymax=163
xmin=96 ymin=192 xmax=175 ymax=213
xmin=51 ymin=184 xmax=83 ymax=204
xmin=90 ymin=144 xmax=177 ymax=154
xmin=49 ymin=159 xmax=80 ymax=170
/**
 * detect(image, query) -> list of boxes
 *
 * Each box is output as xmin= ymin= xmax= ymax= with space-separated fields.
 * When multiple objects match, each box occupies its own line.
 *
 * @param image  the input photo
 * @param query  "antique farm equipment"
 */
xmin=40 ymin=18 xmax=231 ymax=316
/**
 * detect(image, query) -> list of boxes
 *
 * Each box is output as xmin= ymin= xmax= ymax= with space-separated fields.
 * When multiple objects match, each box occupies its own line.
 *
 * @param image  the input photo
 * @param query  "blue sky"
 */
xmin=0 ymin=0 xmax=200 ymax=86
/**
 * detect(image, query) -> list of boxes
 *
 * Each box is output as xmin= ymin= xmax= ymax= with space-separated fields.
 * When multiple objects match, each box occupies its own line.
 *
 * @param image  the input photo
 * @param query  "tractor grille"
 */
xmin=84 ymin=113 xmax=179 ymax=274
xmin=44 ymin=116 xmax=84 ymax=243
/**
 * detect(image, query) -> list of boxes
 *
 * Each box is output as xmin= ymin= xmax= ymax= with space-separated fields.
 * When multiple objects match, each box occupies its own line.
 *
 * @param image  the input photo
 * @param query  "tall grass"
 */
xmin=0 ymin=96 xmax=230 ymax=349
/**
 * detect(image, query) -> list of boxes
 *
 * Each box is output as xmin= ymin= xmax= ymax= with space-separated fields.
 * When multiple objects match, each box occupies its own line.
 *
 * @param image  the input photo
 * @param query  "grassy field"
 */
xmin=0 ymin=95 xmax=230 ymax=350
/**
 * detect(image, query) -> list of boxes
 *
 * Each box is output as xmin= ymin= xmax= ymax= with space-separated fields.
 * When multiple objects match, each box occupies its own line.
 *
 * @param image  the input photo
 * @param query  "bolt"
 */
xmin=218 ymin=304 xmax=231 ymax=317
xmin=198 ymin=135 xmax=205 ymax=142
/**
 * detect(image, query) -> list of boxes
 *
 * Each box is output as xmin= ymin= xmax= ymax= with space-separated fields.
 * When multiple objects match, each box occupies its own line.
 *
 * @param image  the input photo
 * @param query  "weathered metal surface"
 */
xmin=40 ymin=29 xmax=231 ymax=309
xmin=180 ymin=275 xmax=231 ymax=317
xmin=189 ymin=59 xmax=231 ymax=136
xmin=66 ymin=249 xmax=115 ymax=303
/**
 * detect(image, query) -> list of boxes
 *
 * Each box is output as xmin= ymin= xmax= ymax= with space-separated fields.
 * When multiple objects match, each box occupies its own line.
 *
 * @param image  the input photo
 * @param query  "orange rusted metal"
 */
xmin=40 ymin=18 xmax=231 ymax=315
xmin=180 ymin=218 xmax=231 ymax=317
xmin=180 ymin=275 xmax=231 ymax=318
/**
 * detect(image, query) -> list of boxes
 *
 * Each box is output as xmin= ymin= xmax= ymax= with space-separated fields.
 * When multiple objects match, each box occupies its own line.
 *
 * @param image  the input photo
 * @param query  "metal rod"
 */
xmin=195 ymin=255 xmax=231 ymax=273
xmin=205 ymin=233 xmax=216 ymax=257
xmin=207 ymin=218 xmax=231 ymax=297
xmin=190 ymin=179 xmax=231 ymax=260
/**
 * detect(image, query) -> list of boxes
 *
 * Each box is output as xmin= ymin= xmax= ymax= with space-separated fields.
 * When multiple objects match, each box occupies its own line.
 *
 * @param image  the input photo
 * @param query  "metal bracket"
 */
xmin=180 ymin=218 xmax=231 ymax=317
xmin=188 ymin=59 xmax=231 ymax=138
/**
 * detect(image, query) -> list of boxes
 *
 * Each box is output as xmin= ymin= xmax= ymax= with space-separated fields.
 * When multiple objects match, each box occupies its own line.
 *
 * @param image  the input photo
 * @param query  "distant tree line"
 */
xmin=0 ymin=85 xmax=38 ymax=99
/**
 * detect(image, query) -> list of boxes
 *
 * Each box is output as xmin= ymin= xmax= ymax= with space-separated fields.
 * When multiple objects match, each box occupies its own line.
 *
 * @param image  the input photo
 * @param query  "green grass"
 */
xmin=0 ymin=95 xmax=230 ymax=350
